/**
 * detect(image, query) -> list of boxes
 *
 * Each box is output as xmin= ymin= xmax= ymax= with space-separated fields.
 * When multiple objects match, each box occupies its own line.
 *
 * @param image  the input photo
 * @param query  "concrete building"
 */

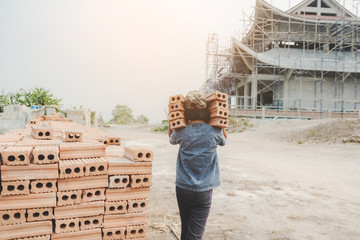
xmin=204 ymin=0 xmax=360 ymax=118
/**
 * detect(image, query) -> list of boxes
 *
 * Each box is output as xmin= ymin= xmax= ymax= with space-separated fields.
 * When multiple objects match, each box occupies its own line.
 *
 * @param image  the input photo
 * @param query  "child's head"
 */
xmin=184 ymin=90 xmax=209 ymax=122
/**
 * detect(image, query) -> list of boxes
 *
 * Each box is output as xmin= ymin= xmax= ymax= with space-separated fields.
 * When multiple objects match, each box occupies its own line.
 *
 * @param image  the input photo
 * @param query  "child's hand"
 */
xmin=223 ymin=128 xmax=227 ymax=139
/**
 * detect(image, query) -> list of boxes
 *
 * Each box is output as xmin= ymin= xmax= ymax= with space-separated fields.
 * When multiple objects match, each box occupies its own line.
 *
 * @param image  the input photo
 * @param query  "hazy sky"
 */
xmin=0 ymin=0 xmax=356 ymax=123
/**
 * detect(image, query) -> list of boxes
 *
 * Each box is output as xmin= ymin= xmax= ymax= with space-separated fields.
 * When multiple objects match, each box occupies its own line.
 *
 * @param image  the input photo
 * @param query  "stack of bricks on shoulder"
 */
xmin=168 ymin=91 xmax=229 ymax=130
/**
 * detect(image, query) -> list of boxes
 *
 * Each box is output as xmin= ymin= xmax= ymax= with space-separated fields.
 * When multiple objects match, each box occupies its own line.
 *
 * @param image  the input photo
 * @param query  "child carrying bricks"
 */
xmin=169 ymin=90 xmax=227 ymax=240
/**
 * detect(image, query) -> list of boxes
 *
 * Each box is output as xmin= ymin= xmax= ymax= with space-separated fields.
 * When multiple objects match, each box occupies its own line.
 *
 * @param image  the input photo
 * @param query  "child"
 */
xmin=169 ymin=90 xmax=227 ymax=240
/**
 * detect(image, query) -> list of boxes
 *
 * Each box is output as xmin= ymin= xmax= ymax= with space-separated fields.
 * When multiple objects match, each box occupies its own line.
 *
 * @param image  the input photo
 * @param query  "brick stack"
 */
xmin=0 ymin=115 xmax=153 ymax=240
xmin=168 ymin=91 xmax=229 ymax=129
xmin=103 ymin=146 xmax=153 ymax=239
xmin=168 ymin=94 xmax=186 ymax=130
xmin=206 ymin=91 xmax=229 ymax=128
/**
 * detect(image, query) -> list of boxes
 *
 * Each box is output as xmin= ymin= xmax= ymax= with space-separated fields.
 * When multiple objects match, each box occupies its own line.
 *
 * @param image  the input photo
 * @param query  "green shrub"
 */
xmin=151 ymin=121 xmax=169 ymax=133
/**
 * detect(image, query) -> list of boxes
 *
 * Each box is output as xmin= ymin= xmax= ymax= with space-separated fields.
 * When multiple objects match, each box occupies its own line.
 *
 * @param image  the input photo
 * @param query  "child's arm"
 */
xmin=223 ymin=128 xmax=227 ymax=139
xmin=168 ymin=122 xmax=172 ymax=137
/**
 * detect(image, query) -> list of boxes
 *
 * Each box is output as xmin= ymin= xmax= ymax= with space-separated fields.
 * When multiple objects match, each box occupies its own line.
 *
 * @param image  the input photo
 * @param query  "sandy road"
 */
xmin=102 ymin=120 xmax=360 ymax=240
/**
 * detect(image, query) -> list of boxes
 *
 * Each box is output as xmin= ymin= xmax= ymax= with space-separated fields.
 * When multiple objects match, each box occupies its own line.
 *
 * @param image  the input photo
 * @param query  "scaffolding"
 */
xmin=204 ymin=0 xmax=360 ymax=118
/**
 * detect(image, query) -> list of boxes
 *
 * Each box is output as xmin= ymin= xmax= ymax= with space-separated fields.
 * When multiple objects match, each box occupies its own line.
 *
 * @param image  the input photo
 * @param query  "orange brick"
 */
xmin=0 ymin=221 xmax=52 ymax=240
xmin=55 ymin=218 xmax=80 ymax=233
xmin=79 ymin=215 xmax=103 ymax=231
xmin=169 ymin=94 xmax=185 ymax=104
xmin=206 ymin=91 xmax=228 ymax=102
xmin=0 ymin=209 xmax=26 ymax=226
xmin=54 ymin=201 xmax=104 ymax=219
xmin=105 ymin=188 xmax=150 ymax=202
xmin=32 ymin=146 xmax=59 ymax=164
xmin=126 ymin=225 xmax=147 ymax=239
xmin=94 ymin=137 xmax=109 ymax=147
xmin=107 ymin=157 xmax=152 ymax=175
xmin=15 ymin=235 xmax=50 ymax=240
xmin=0 ymin=135 xmax=22 ymax=144
xmin=1 ymin=164 xmax=59 ymax=181
xmin=207 ymin=100 xmax=228 ymax=110
xmin=208 ymin=117 xmax=228 ymax=128
xmin=130 ymin=175 xmax=152 ymax=188
xmin=31 ymin=125 xmax=54 ymax=140
xmin=28 ymin=119 xmax=40 ymax=125
xmin=82 ymin=188 xmax=105 ymax=203
xmin=1 ymin=146 xmax=32 ymax=166
xmin=169 ymin=110 xmax=185 ymax=121
xmin=64 ymin=130 xmax=83 ymax=142
xmin=102 ymin=226 xmax=126 ymax=240
xmin=108 ymin=175 xmax=129 ymax=189
xmin=83 ymin=158 xmax=109 ymax=176
xmin=169 ymin=118 xmax=187 ymax=130
xmin=30 ymin=179 xmax=57 ymax=194
xmin=57 ymin=175 xmax=108 ymax=191
xmin=209 ymin=107 xmax=229 ymax=118
xmin=105 ymin=148 xmax=124 ymax=158
xmin=26 ymin=207 xmax=54 ymax=222
xmin=108 ymin=137 xmax=121 ymax=146
xmin=168 ymin=102 xmax=185 ymax=112
xmin=16 ymin=136 xmax=63 ymax=147
xmin=51 ymin=228 xmax=102 ymax=240
xmin=57 ymin=190 xmax=82 ymax=206
xmin=1 ymin=180 xmax=30 ymax=196
xmin=104 ymin=201 xmax=127 ymax=215
xmin=124 ymin=147 xmax=153 ymax=162
xmin=59 ymin=142 xmax=105 ymax=160
xmin=59 ymin=160 xmax=85 ymax=179
xmin=103 ymin=212 xmax=148 ymax=228
xmin=0 ymin=192 xmax=56 ymax=210
xmin=127 ymin=199 xmax=148 ymax=213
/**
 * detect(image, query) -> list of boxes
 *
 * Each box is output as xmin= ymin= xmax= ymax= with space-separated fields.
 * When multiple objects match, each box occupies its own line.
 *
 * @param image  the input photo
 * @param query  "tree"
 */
xmin=111 ymin=105 xmax=135 ymax=125
xmin=136 ymin=114 xmax=149 ymax=124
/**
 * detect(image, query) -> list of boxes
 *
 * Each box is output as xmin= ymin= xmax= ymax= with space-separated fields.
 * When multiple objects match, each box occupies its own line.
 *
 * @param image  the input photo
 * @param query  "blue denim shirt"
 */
xmin=169 ymin=122 xmax=226 ymax=192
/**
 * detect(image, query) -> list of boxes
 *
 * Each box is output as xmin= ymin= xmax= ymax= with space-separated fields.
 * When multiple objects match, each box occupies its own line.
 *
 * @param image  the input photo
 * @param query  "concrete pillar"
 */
xmin=251 ymin=77 xmax=258 ymax=109
xmin=244 ymin=82 xmax=249 ymax=109
xmin=235 ymin=87 xmax=240 ymax=108
xmin=262 ymin=106 xmax=266 ymax=120
xmin=283 ymin=77 xmax=289 ymax=109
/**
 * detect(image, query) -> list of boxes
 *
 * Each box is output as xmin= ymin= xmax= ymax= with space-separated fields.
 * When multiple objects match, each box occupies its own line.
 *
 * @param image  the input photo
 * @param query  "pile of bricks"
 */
xmin=169 ymin=91 xmax=229 ymax=129
xmin=0 ymin=115 xmax=153 ymax=240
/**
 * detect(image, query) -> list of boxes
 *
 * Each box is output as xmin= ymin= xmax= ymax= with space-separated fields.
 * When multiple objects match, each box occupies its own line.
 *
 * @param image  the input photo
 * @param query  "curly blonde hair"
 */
xmin=184 ymin=90 xmax=207 ymax=110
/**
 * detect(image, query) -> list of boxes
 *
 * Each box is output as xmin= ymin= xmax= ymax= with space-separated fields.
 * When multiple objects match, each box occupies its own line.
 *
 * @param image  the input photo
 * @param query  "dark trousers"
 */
xmin=176 ymin=186 xmax=213 ymax=240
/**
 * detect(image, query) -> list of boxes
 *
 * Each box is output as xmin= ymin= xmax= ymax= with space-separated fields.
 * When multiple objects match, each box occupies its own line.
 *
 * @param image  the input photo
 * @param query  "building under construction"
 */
xmin=204 ymin=0 xmax=360 ymax=118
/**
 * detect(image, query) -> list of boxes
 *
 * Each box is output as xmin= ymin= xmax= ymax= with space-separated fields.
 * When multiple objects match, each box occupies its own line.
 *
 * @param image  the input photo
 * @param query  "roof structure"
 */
xmin=233 ymin=38 xmax=360 ymax=73
xmin=287 ymin=0 xmax=356 ymax=18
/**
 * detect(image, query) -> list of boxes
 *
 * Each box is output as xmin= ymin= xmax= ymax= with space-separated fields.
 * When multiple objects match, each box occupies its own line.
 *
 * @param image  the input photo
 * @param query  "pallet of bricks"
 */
xmin=169 ymin=91 xmax=229 ymax=129
xmin=0 ymin=114 xmax=153 ymax=240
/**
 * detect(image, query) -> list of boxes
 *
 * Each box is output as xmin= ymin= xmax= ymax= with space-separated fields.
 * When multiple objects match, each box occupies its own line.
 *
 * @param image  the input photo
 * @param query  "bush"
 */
xmin=152 ymin=121 xmax=169 ymax=133
xmin=0 ymin=88 xmax=62 ymax=106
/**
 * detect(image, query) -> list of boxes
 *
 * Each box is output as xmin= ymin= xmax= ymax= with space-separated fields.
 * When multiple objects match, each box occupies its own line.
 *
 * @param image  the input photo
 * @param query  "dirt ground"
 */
xmin=102 ymin=119 xmax=360 ymax=240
